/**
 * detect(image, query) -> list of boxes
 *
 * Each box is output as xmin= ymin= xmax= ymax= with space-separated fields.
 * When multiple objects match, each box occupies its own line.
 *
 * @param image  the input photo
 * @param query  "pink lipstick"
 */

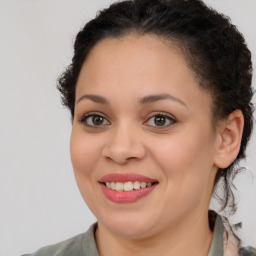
xmin=98 ymin=173 xmax=158 ymax=203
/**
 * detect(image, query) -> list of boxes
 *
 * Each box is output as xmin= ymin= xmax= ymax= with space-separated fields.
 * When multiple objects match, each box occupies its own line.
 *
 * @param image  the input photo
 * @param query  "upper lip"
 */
xmin=98 ymin=173 xmax=158 ymax=183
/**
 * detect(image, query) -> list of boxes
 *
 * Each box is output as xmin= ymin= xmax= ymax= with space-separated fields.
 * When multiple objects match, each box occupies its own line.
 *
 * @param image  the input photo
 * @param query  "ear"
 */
xmin=214 ymin=110 xmax=244 ymax=169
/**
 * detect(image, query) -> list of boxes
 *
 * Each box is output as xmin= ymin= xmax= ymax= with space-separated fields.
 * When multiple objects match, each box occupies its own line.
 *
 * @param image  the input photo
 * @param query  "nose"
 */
xmin=102 ymin=123 xmax=146 ymax=164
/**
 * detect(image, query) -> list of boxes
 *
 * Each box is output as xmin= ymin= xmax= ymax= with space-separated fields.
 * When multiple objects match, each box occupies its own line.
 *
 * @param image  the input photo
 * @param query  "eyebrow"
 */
xmin=140 ymin=93 xmax=188 ymax=109
xmin=76 ymin=93 xmax=187 ymax=109
xmin=76 ymin=94 xmax=109 ymax=105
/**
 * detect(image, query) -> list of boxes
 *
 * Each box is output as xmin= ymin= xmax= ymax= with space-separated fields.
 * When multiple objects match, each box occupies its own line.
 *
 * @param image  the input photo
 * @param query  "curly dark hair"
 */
xmin=57 ymin=0 xmax=254 ymax=215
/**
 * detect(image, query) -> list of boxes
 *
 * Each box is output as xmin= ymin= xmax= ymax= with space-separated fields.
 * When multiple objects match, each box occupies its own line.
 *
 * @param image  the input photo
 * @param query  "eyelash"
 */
xmin=78 ymin=112 xmax=110 ymax=128
xmin=145 ymin=112 xmax=177 ymax=128
xmin=78 ymin=112 xmax=177 ymax=128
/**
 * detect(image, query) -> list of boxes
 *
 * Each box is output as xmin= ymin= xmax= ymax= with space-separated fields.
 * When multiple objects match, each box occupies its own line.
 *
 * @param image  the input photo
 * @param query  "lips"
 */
xmin=99 ymin=173 xmax=158 ymax=183
xmin=98 ymin=173 xmax=159 ymax=203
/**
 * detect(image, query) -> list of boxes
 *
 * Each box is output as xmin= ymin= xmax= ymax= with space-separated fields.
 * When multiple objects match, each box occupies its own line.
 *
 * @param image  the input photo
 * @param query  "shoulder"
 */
xmin=222 ymin=218 xmax=256 ymax=256
xmin=21 ymin=223 xmax=98 ymax=256
xmin=239 ymin=247 xmax=256 ymax=256
xmin=21 ymin=233 xmax=85 ymax=256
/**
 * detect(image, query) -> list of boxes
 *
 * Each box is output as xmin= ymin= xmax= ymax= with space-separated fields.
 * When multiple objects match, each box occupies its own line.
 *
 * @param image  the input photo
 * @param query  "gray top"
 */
xmin=22 ymin=216 xmax=224 ymax=256
xmin=22 ymin=224 xmax=99 ymax=256
xmin=208 ymin=215 xmax=224 ymax=256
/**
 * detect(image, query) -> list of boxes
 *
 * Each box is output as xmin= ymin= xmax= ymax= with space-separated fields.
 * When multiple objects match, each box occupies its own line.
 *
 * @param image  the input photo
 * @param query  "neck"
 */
xmin=95 ymin=211 xmax=213 ymax=256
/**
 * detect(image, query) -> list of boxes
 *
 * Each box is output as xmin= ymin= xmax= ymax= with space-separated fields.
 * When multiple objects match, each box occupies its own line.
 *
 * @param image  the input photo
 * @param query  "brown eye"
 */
xmin=80 ymin=114 xmax=110 ymax=127
xmin=154 ymin=116 xmax=167 ymax=126
xmin=145 ymin=113 xmax=176 ymax=128
xmin=92 ymin=115 xmax=104 ymax=125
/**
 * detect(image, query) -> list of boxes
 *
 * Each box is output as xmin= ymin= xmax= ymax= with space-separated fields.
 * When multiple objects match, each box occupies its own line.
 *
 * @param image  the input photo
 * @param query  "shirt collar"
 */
xmin=208 ymin=215 xmax=224 ymax=256
xmin=83 ymin=216 xmax=224 ymax=256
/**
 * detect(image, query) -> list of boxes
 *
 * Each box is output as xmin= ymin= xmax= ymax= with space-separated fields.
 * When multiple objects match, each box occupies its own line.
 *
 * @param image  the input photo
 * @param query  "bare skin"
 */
xmin=70 ymin=34 xmax=244 ymax=256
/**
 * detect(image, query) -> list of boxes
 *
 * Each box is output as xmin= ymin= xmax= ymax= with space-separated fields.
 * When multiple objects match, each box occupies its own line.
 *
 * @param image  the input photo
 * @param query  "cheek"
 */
xmin=158 ymin=138 xmax=211 ymax=172
xmin=152 ymin=127 xmax=215 ymax=194
xmin=70 ymin=128 xmax=102 ymax=178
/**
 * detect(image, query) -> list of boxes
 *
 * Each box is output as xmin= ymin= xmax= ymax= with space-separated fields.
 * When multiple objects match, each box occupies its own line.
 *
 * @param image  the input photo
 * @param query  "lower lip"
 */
xmin=100 ymin=183 xmax=157 ymax=203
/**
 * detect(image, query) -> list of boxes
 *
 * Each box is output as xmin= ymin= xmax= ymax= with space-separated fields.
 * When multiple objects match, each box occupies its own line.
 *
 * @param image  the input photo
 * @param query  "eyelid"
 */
xmin=78 ymin=111 xmax=176 ymax=128
xmin=147 ymin=111 xmax=176 ymax=119
xmin=144 ymin=111 xmax=177 ymax=127
xmin=78 ymin=112 xmax=111 ymax=127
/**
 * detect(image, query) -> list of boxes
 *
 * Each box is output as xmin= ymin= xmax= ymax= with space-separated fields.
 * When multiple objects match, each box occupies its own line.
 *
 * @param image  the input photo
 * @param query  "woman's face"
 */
xmin=70 ymin=35 xmax=219 ymax=238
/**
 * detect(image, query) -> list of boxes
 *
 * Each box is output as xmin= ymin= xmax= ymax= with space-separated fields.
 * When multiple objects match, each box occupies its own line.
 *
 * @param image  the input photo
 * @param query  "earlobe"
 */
xmin=214 ymin=110 xmax=244 ymax=169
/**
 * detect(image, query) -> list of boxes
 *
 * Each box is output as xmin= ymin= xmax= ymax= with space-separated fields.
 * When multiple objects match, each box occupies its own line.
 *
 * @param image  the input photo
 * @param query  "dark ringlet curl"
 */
xmin=57 ymin=0 xmax=254 ymax=221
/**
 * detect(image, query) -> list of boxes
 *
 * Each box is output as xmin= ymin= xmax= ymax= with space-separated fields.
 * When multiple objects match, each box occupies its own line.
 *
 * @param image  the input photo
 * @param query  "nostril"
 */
xmin=101 ymin=131 xmax=146 ymax=164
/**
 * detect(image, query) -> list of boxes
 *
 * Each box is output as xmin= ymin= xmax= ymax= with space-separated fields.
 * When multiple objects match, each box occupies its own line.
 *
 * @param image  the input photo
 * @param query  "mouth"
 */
xmin=103 ymin=181 xmax=158 ymax=191
xmin=98 ymin=173 xmax=159 ymax=203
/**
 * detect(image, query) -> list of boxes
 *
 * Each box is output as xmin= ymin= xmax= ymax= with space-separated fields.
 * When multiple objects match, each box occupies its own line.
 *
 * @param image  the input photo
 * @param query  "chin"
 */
xmin=98 ymin=213 xmax=157 ymax=238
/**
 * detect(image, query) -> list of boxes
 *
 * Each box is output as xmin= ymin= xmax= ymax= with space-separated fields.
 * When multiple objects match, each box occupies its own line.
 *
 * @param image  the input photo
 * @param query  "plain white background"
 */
xmin=0 ymin=1 xmax=255 ymax=255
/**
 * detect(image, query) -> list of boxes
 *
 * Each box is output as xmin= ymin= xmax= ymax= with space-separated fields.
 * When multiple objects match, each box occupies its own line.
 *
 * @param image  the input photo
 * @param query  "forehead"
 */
xmin=76 ymin=34 xmax=212 ymax=114
xmin=82 ymin=34 xmax=187 ymax=74
xmin=77 ymin=34 xmax=192 ymax=89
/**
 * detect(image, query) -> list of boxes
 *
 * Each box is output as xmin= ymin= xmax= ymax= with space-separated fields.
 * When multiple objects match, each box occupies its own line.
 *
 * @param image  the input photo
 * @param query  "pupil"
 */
xmin=155 ymin=116 xmax=166 ymax=126
xmin=93 ymin=116 xmax=103 ymax=125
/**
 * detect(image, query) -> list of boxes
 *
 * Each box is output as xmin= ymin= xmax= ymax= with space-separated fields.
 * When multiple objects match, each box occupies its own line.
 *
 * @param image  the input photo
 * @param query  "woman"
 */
xmin=23 ymin=0 xmax=255 ymax=255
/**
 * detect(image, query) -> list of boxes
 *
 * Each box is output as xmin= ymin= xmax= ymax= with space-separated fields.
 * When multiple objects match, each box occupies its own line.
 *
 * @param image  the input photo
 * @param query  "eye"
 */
xmin=79 ymin=113 xmax=110 ymax=127
xmin=145 ymin=113 xmax=176 ymax=128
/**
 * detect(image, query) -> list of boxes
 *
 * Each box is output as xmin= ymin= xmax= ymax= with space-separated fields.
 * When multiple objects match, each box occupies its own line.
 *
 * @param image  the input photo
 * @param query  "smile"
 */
xmin=99 ymin=173 xmax=159 ymax=203
xmin=104 ymin=181 xmax=154 ymax=191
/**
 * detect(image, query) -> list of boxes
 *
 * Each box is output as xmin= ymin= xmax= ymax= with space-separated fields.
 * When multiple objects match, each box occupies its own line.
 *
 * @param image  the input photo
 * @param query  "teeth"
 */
xmin=133 ymin=181 xmax=140 ymax=190
xmin=140 ymin=182 xmax=146 ymax=188
xmin=104 ymin=181 xmax=154 ymax=191
xmin=115 ymin=182 xmax=124 ymax=191
xmin=110 ymin=182 xmax=116 ymax=190
xmin=124 ymin=181 xmax=133 ymax=191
